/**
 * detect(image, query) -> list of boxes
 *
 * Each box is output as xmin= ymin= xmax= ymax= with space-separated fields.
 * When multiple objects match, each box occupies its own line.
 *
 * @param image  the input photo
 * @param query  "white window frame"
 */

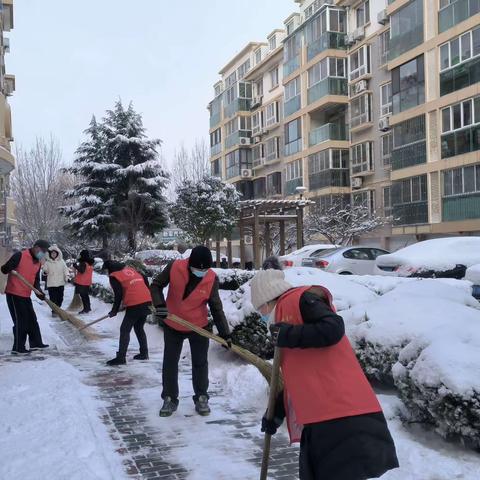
xmin=356 ymin=0 xmax=370 ymax=28
xmin=350 ymin=93 xmax=372 ymax=128
xmin=380 ymin=82 xmax=392 ymax=117
xmin=439 ymin=26 xmax=480 ymax=72
xmin=441 ymin=96 xmax=480 ymax=134
xmin=351 ymin=141 xmax=373 ymax=173
xmin=269 ymin=35 xmax=277 ymax=51
xmin=285 ymin=77 xmax=301 ymax=102
xmin=270 ymin=67 xmax=279 ymax=88
xmin=265 ymin=137 xmax=280 ymax=161
xmin=381 ymin=133 xmax=393 ymax=165
xmin=255 ymin=48 xmax=262 ymax=65
xmin=349 ymin=45 xmax=370 ymax=82
xmin=443 ymin=164 xmax=480 ymax=197
xmin=308 ymin=58 xmax=346 ymax=88
xmin=286 ymin=159 xmax=303 ymax=181
xmin=252 ymin=111 xmax=263 ymax=136
xmin=265 ymin=102 xmax=279 ymax=127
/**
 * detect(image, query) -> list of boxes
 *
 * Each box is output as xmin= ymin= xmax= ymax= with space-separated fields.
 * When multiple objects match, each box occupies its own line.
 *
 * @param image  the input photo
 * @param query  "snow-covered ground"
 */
xmin=1 ymin=280 xmax=480 ymax=479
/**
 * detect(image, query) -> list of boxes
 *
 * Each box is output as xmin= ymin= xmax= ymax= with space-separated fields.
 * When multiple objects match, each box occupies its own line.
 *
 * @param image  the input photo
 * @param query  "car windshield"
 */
xmin=312 ymin=248 xmax=342 ymax=258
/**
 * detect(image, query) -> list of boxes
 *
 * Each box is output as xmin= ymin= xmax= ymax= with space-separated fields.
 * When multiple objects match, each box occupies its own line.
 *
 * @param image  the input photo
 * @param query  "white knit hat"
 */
xmin=250 ymin=269 xmax=293 ymax=310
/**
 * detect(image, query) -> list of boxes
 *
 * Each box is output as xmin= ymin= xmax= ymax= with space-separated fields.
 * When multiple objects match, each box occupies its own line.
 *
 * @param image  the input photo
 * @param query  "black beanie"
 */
xmin=34 ymin=239 xmax=50 ymax=250
xmin=189 ymin=246 xmax=213 ymax=270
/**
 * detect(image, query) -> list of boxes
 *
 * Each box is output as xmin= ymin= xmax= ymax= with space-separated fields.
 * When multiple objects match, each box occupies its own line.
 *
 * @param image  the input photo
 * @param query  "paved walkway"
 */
xmin=0 ymin=318 xmax=299 ymax=479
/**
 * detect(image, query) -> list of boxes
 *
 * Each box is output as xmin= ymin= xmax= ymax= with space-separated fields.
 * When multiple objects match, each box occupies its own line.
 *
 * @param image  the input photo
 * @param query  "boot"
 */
xmin=78 ymin=309 xmax=91 ymax=315
xmin=11 ymin=347 xmax=31 ymax=355
xmin=133 ymin=352 xmax=149 ymax=360
xmin=30 ymin=344 xmax=50 ymax=351
xmin=159 ymin=397 xmax=178 ymax=417
xmin=195 ymin=395 xmax=211 ymax=416
xmin=106 ymin=352 xmax=126 ymax=366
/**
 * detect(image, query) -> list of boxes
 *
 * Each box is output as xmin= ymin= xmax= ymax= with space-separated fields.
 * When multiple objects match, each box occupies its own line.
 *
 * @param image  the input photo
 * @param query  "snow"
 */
xmin=135 ymin=249 xmax=181 ymax=265
xmin=376 ymin=237 xmax=480 ymax=274
xmin=465 ymin=264 xmax=480 ymax=284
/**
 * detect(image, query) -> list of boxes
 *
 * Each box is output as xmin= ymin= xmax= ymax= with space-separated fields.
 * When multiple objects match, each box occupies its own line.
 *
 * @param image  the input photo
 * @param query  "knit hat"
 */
xmin=189 ymin=246 xmax=213 ymax=270
xmin=250 ymin=269 xmax=292 ymax=310
xmin=34 ymin=239 xmax=50 ymax=250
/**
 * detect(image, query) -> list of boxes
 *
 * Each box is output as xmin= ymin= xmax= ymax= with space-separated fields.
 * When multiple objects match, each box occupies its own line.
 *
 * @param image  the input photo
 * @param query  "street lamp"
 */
xmin=295 ymin=186 xmax=307 ymax=200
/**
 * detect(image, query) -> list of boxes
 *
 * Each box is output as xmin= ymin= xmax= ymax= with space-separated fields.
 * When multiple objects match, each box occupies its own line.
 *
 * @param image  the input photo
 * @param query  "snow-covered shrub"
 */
xmin=135 ymin=249 xmax=181 ymax=268
xmin=213 ymin=268 xmax=256 ymax=290
xmin=90 ymin=282 xmax=114 ymax=304
xmin=231 ymin=314 xmax=273 ymax=360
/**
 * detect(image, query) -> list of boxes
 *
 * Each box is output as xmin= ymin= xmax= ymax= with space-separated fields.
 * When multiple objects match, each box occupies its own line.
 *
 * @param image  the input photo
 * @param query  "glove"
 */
xmin=108 ymin=310 xmax=117 ymax=318
xmin=261 ymin=413 xmax=283 ymax=436
xmin=220 ymin=333 xmax=232 ymax=350
xmin=269 ymin=323 xmax=288 ymax=347
xmin=155 ymin=306 xmax=168 ymax=320
xmin=36 ymin=291 xmax=46 ymax=301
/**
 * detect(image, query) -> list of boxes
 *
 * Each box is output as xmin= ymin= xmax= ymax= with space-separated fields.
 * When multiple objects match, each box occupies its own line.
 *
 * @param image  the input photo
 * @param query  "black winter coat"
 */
xmin=274 ymin=289 xmax=399 ymax=480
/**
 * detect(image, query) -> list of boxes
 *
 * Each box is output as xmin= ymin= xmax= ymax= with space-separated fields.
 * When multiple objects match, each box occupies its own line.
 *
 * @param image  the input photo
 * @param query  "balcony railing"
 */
xmin=306 ymin=32 xmax=347 ymax=62
xmin=388 ymin=25 xmax=423 ymax=62
xmin=210 ymin=143 xmax=222 ymax=157
xmin=307 ymin=78 xmax=347 ymax=105
xmin=441 ymin=124 xmax=480 ymax=159
xmin=392 ymin=201 xmax=428 ymax=225
xmin=309 ymin=169 xmax=350 ymax=190
xmin=284 ymin=95 xmax=301 ymax=117
xmin=285 ymin=138 xmax=303 ymax=157
xmin=210 ymin=113 xmax=221 ymax=129
xmin=225 ymin=131 xmax=251 ymax=150
xmin=223 ymin=99 xmax=251 ymax=119
xmin=309 ymin=123 xmax=347 ymax=147
xmin=391 ymin=141 xmax=427 ymax=170
xmin=439 ymin=0 xmax=480 ymax=33
xmin=283 ymin=55 xmax=301 ymax=77
xmin=440 ymin=56 xmax=480 ymax=96
xmin=285 ymin=177 xmax=303 ymax=196
xmin=443 ymin=193 xmax=480 ymax=221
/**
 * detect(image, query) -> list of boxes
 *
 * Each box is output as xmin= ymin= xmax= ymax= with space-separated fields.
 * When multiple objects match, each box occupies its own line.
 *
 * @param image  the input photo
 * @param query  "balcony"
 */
xmin=285 ymin=138 xmax=302 ymax=157
xmin=307 ymin=78 xmax=347 ymax=105
xmin=223 ymin=99 xmax=251 ymax=119
xmin=306 ymin=32 xmax=346 ymax=62
xmin=439 ymin=0 xmax=480 ymax=33
xmin=309 ymin=169 xmax=350 ymax=190
xmin=284 ymin=95 xmax=301 ymax=118
xmin=225 ymin=131 xmax=251 ymax=150
xmin=210 ymin=143 xmax=222 ymax=157
xmin=210 ymin=113 xmax=221 ymax=129
xmin=441 ymin=124 xmax=480 ymax=159
xmin=309 ymin=123 xmax=347 ymax=147
xmin=391 ymin=141 xmax=427 ymax=170
xmin=440 ymin=56 xmax=480 ymax=96
xmin=284 ymin=55 xmax=301 ymax=77
xmin=253 ymin=157 xmax=265 ymax=168
xmin=443 ymin=193 xmax=480 ymax=221
xmin=388 ymin=25 xmax=423 ymax=62
xmin=285 ymin=177 xmax=303 ymax=196
xmin=392 ymin=201 xmax=428 ymax=225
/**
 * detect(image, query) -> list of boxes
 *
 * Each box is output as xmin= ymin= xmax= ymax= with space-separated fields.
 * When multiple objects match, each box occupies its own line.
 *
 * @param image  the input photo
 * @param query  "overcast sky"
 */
xmin=8 ymin=0 xmax=295 ymax=169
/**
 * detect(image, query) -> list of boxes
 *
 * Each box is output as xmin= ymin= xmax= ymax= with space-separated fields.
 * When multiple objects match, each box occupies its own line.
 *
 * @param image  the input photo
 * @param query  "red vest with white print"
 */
xmin=5 ymin=250 xmax=41 ymax=298
xmin=109 ymin=267 xmax=152 ymax=307
xmin=74 ymin=264 xmax=93 ymax=286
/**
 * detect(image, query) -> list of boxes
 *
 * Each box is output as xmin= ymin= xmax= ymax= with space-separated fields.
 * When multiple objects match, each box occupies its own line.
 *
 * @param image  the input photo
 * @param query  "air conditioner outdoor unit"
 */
xmin=244 ymin=235 xmax=253 ymax=245
xmin=250 ymin=96 xmax=263 ymax=109
xmin=377 ymin=9 xmax=389 ymax=25
xmin=352 ymin=177 xmax=363 ymax=189
xmin=241 ymin=169 xmax=253 ymax=178
xmin=354 ymin=27 xmax=365 ymax=42
xmin=354 ymin=79 xmax=368 ymax=95
xmin=346 ymin=33 xmax=355 ymax=46
xmin=253 ymin=136 xmax=261 ymax=144
xmin=239 ymin=137 xmax=251 ymax=146
xmin=379 ymin=116 xmax=390 ymax=132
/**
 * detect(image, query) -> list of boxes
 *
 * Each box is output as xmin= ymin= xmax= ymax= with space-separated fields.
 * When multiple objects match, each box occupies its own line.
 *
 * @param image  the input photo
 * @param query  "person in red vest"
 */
xmin=1 ymin=240 xmax=50 ymax=354
xmin=73 ymin=249 xmax=94 ymax=314
xmin=102 ymin=260 xmax=153 ymax=366
xmin=250 ymin=269 xmax=399 ymax=480
xmin=151 ymin=246 xmax=232 ymax=417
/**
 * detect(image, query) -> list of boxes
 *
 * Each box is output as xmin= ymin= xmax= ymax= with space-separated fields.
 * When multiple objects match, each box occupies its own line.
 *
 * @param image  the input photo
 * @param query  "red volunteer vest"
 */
xmin=165 ymin=259 xmax=216 ymax=332
xmin=109 ymin=267 xmax=152 ymax=307
xmin=5 ymin=250 xmax=41 ymax=298
xmin=276 ymin=286 xmax=382 ymax=443
xmin=74 ymin=263 xmax=93 ymax=286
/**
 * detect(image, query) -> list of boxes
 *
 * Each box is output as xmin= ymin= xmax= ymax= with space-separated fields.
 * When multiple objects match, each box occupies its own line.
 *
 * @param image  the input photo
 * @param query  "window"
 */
xmin=440 ymin=26 xmax=480 ymax=71
xmin=255 ymin=48 xmax=262 ymax=65
xmin=286 ymin=159 xmax=303 ymax=181
xmin=284 ymin=118 xmax=302 ymax=156
xmin=211 ymin=159 xmax=221 ymax=177
xmin=269 ymin=35 xmax=277 ymax=51
xmin=441 ymin=96 xmax=480 ymax=133
xmin=284 ymin=33 xmax=301 ymax=63
xmin=380 ymin=82 xmax=392 ymax=117
xmin=214 ymin=83 xmax=223 ymax=97
xmin=356 ymin=0 xmax=370 ymax=28
xmin=443 ymin=164 xmax=480 ymax=197
xmin=252 ymin=144 xmax=264 ymax=166
xmin=265 ymin=137 xmax=280 ymax=161
xmin=239 ymin=116 xmax=251 ymax=132
xmin=285 ymin=77 xmax=301 ymax=101
xmin=226 ymin=72 xmax=237 ymax=88
xmin=351 ymin=142 xmax=373 ymax=174
xmin=393 ymin=114 xmax=425 ymax=148
xmin=343 ymin=248 xmax=371 ymax=260
xmin=350 ymin=94 xmax=372 ymax=128
xmin=226 ymin=149 xmax=251 ymax=179
xmin=265 ymin=102 xmax=279 ymax=127
xmin=389 ymin=0 xmax=423 ymax=60
xmin=210 ymin=128 xmax=221 ymax=147
xmin=383 ymin=186 xmax=392 ymax=214
xmin=379 ymin=30 xmax=390 ymax=66
xmin=254 ymin=79 xmax=263 ymax=97
xmin=267 ymin=171 xmax=282 ymax=196
xmin=270 ymin=67 xmax=279 ymax=88
xmin=381 ymin=133 xmax=393 ymax=165
xmin=393 ymin=175 xmax=427 ymax=204
xmin=225 ymin=118 xmax=237 ymax=136
xmin=392 ymin=55 xmax=425 ymax=114
xmin=349 ymin=45 xmax=370 ymax=81
xmin=308 ymin=58 xmax=346 ymax=87
xmin=329 ymin=8 xmax=346 ymax=33
xmin=286 ymin=20 xmax=295 ymax=36
xmin=309 ymin=149 xmax=348 ymax=173
xmin=352 ymin=190 xmax=375 ymax=213
xmin=252 ymin=111 xmax=263 ymax=136
xmin=237 ymin=60 xmax=251 ymax=80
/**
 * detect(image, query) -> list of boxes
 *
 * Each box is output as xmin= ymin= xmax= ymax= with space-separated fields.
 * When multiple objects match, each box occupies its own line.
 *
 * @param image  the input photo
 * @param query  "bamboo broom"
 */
xmin=11 ymin=271 xmax=101 ymax=340
xmin=167 ymin=314 xmax=284 ymax=389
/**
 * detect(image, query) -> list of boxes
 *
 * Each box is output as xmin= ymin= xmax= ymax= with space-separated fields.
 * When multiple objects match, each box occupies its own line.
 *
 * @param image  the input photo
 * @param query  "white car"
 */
xmin=302 ymin=246 xmax=389 ymax=275
xmin=375 ymin=237 xmax=480 ymax=278
xmin=279 ymin=244 xmax=337 ymax=268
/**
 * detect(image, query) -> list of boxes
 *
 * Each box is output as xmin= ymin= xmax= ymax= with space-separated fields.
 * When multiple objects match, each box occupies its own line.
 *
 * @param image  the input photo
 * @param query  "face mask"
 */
xmin=35 ymin=251 xmax=46 ymax=261
xmin=259 ymin=306 xmax=276 ymax=325
xmin=192 ymin=269 xmax=207 ymax=278
xmin=260 ymin=314 xmax=270 ymax=324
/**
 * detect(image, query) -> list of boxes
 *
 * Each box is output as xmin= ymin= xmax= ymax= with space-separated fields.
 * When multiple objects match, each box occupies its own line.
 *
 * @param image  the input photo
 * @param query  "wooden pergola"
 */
xmin=239 ymin=199 xmax=313 ymax=269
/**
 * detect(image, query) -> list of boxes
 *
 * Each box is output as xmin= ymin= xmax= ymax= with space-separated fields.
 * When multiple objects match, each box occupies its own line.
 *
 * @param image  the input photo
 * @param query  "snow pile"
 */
xmin=465 ymin=264 xmax=480 ymax=284
xmin=376 ymin=237 xmax=480 ymax=275
xmin=213 ymin=268 xmax=256 ymax=290
xmin=135 ymin=249 xmax=181 ymax=266
xmin=0 ymin=358 xmax=127 ymax=480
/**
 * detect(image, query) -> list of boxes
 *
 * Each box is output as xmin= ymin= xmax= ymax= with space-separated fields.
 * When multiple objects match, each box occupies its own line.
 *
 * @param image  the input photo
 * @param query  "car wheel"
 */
xmin=339 ymin=271 xmax=352 ymax=275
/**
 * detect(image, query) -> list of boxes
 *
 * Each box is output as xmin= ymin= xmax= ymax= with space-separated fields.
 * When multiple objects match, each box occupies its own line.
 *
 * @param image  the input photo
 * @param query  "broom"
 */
xmin=67 ymin=293 xmax=83 ymax=311
xmin=168 ymin=314 xmax=284 ymax=389
xmin=11 ymin=270 xmax=100 ymax=340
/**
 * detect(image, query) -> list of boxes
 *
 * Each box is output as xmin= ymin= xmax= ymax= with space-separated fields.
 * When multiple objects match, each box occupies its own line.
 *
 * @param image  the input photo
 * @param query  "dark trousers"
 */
xmin=48 ymin=286 xmax=65 ymax=309
xmin=162 ymin=325 xmax=209 ymax=403
xmin=6 ymin=293 xmax=44 ymax=351
xmin=118 ymin=303 xmax=150 ymax=358
xmin=75 ymin=284 xmax=91 ymax=311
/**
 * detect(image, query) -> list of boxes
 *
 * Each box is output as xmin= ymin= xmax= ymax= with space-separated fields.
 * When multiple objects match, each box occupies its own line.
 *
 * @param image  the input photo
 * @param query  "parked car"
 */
xmin=375 ymin=237 xmax=480 ymax=278
xmin=279 ymin=244 xmax=337 ymax=268
xmin=465 ymin=264 xmax=480 ymax=300
xmin=302 ymin=247 xmax=389 ymax=275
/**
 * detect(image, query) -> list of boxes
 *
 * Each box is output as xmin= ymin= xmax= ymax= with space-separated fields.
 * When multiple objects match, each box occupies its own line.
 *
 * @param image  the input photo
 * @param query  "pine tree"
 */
xmin=171 ymin=175 xmax=241 ymax=245
xmin=102 ymin=101 xmax=169 ymax=252
xmin=62 ymin=117 xmax=116 ymax=249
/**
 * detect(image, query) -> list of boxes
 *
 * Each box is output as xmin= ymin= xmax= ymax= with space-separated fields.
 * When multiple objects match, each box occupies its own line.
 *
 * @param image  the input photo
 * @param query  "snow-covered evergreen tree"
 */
xmin=171 ymin=175 xmax=240 ymax=245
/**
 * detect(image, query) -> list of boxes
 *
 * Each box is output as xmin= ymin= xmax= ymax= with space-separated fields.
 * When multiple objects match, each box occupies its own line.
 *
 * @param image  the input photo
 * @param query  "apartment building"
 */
xmin=208 ymin=0 xmax=480 ymax=249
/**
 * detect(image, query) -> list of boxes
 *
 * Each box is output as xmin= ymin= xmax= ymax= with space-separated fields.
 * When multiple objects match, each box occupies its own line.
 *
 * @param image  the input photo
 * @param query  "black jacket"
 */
xmin=150 ymin=261 xmax=230 ymax=338
xmin=1 ymin=250 xmax=42 ymax=291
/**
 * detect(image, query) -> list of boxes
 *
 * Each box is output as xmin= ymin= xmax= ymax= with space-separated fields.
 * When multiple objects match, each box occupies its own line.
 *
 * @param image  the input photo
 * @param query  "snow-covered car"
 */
xmin=465 ymin=264 xmax=480 ymax=299
xmin=279 ymin=244 xmax=337 ymax=268
xmin=302 ymin=246 xmax=389 ymax=275
xmin=375 ymin=237 xmax=480 ymax=279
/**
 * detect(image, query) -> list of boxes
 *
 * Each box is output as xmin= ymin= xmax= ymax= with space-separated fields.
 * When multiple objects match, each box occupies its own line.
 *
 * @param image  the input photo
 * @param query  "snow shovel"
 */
xmin=260 ymin=346 xmax=282 ymax=480
xmin=79 ymin=314 xmax=110 ymax=331
xmin=11 ymin=271 xmax=100 ymax=340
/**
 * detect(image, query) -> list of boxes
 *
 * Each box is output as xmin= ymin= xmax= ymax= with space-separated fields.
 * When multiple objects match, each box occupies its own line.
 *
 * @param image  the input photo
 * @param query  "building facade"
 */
xmin=208 ymin=0 xmax=480 ymax=249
